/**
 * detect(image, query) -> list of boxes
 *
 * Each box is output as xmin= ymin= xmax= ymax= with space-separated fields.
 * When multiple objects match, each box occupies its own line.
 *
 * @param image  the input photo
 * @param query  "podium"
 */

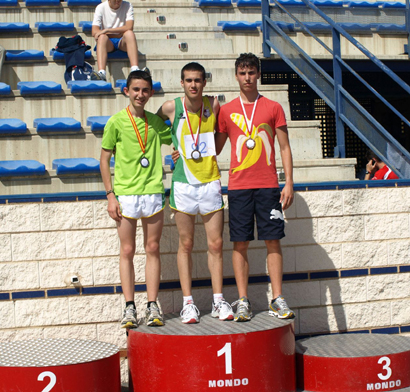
xmin=128 ymin=312 xmax=295 ymax=392
xmin=0 ymin=339 xmax=120 ymax=391
xmin=296 ymin=334 xmax=410 ymax=391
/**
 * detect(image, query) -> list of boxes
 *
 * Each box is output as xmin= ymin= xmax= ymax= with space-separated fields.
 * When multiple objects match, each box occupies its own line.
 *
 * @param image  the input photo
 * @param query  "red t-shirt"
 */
xmin=372 ymin=165 xmax=399 ymax=180
xmin=217 ymin=96 xmax=287 ymax=190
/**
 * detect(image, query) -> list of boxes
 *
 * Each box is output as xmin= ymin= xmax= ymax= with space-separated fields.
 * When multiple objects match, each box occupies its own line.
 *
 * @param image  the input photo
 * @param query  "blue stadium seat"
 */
xmin=299 ymin=22 xmax=332 ymax=31
xmin=346 ymin=1 xmax=380 ymax=7
xmin=339 ymin=22 xmax=373 ymax=31
xmin=86 ymin=116 xmax=111 ymax=132
xmin=0 ymin=160 xmax=46 ymax=177
xmin=0 ymin=83 xmax=11 ymax=95
xmin=312 ymin=0 xmax=344 ymax=6
xmin=0 ymin=0 xmax=18 ymax=6
xmin=236 ymin=0 xmax=261 ymax=6
xmin=6 ymin=50 xmax=45 ymax=61
xmin=49 ymin=48 xmax=92 ymax=61
xmin=67 ymin=0 xmax=101 ymax=5
xmin=198 ymin=0 xmax=232 ymax=6
xmin=376 ymin=23 xmax=406 ymax=32
xmin=26 ymin=0 xmax=60 ymax=5
xmin=0 ymin=23 xmax=30 ymax=32
xmin=33 ymin=118 xmax=82 ymax=133
xmin=380 ymin=1 xmax=405 ymax=7
xmin=110 ymin=156 xmax=115 ymax=167
xmin=165 ymin=119 xmax=171 ymax=126
xmin=217 ymin=21 xmax=259 ymax=31
xmin=35 ymin=22 xmax=75 ymax=32
xmin=79 ymin=21 xmax=92 ymax=33
xmin=164 ymin=155 xmax=175 ymax=171
xmin=52 ymin=158 xmax=100 ymax=175
xmin=115 ymin=79 xmax=162 ymax=92
xmin=67 ymin=81 xmax=113 ymax=94
xmin=275 ymin=21 xmax=295 ymax=31
xmin=17 ymin=82 xmax=62 ymax=95
xmin=276 ymin=0 xmax=304 ymax=6
xmin=0 ymin=119 xmax=27 ymax=134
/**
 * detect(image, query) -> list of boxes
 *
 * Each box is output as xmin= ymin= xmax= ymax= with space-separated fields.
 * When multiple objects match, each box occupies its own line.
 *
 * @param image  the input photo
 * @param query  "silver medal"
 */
xmin=246 ymin=138 xmax=256 ymax=150
xmin=191 ymin=149 xmax=201 ymax=160
xmin=140 ymin=157 xmax=150 ymax=168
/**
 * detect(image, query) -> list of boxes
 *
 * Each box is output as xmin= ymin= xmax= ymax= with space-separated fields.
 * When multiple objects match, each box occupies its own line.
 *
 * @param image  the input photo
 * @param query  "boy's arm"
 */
xmin=156 ymin=100 xmax=175 ymax=124
xmin=93 ymin=20 xmax=134 ymax=40
xmin=276 ymin=125 xmax=294 ymax=210
xmin=100 ymin=148 xmax=122 ymax=221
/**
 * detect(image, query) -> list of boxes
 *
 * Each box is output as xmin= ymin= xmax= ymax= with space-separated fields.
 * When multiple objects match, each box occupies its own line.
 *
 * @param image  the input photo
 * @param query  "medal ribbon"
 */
xmin=183 ymin=98 xmax=204 ymax=150
xmin=126 ymin=106 xmax=148 ymax=154
xmin=239 ymin=94 xmax=259 ymax=137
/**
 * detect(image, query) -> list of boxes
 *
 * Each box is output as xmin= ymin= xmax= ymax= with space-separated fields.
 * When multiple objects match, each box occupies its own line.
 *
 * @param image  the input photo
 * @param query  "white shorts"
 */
xmin=170 ymin=180 xmax=224 ymax=216
xmin=118 ymin=194 xmax=165 ymax=220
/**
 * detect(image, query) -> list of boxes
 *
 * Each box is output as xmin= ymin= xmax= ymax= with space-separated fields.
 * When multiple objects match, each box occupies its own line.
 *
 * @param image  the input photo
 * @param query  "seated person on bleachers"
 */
xmin=92 ymin=0 xmax=146 ymax=81
xmin=364 ymin=149 xmax=399 ymax=180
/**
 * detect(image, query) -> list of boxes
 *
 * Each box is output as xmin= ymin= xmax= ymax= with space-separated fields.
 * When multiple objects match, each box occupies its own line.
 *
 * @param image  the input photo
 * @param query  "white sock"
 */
xmin=183 ymin=296 xmax=194 ymax=306
xmin=130 ymin=66 xmax=140 ymax=72
xmin=213 ymin=293 xmax=223 ymax=303
xmin=98 ymin=70 xmax=106 ymax=75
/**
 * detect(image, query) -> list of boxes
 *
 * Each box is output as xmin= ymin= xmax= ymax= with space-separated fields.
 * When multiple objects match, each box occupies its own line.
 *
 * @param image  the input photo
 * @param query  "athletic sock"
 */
xmin=130 ymin=65 xmax=140 ymax=72
xmin=147 ymin=301 xmax=157 ymax=308
xmin=98 ymin=69 xmax=106 ymax=75
xmin=126 ymin=301 xmax=135 ymax=309
xmin=183 ymin=296 xmax=194 ymax=306
xmin=213 ymin=293 xmax=224 ymax=303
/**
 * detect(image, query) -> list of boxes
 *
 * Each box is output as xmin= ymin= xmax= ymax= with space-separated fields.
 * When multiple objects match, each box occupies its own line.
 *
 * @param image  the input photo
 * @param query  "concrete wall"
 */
xmin=1 ymin=183 xmax=409 ymax=343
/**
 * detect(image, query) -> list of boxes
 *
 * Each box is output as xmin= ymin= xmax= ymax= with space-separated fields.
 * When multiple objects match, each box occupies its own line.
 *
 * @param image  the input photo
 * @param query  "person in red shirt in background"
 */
xmin=364 ymin=149 xmax=399 ymax=180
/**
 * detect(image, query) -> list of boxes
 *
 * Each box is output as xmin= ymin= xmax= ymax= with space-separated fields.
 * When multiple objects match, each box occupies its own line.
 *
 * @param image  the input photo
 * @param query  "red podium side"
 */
xmin=296 ymin=334 xmax=410 ymax=392
xmin=128 ymin=312 xmax=295 ymax=392
xmin=0 ymin=339 xmax=121 ymax=392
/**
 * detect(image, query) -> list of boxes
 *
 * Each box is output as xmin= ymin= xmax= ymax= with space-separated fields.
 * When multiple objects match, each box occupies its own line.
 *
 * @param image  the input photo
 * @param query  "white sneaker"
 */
xmin=211 ymin=299 xmax=234 ymax=321
xmin=180 ymin=303 xmax=200 ymax=324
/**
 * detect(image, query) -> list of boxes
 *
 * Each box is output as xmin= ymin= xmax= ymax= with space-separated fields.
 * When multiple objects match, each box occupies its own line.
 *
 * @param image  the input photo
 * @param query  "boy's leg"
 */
xmin=117 ymin=217 xmax=137 ymax=302
xmin=174 ymin=211 xmax=196 ymax=296
xmin=232 ymin=241 xmax=250 ymax=299
xmin=266 ymin=239 xmax=283 ymax=299
xmin=201 ymin=210 xmax=224 ymax=294
xmin=118 ymin=30 xmax=139 ymax=68
xmin=141 ymin=211 xmax=164 ymax=302
xmin=266 ymin=239 xmax=295 ymax=319
xmin=117 ymin=217 xmax=138 ymax=328
xmin=96 ymin=35 xmax=115 ymax=72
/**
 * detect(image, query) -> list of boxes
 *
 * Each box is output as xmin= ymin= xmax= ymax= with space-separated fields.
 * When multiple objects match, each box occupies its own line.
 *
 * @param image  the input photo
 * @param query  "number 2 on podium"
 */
xmin=38 ymin=371 xmax=56 ymax=392
xmin=218 ymin=343 xmax=232 ymax=375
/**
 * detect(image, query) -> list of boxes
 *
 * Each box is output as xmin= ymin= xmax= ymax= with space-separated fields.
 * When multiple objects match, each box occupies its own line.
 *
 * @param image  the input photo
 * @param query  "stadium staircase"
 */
xmin=1 ymin=0 xmax=407 ymax=195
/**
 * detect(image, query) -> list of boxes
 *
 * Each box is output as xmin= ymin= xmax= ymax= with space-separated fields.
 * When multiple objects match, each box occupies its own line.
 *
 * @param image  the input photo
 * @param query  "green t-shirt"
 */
xmin=101 ymin=108 xmax=172 ymax=196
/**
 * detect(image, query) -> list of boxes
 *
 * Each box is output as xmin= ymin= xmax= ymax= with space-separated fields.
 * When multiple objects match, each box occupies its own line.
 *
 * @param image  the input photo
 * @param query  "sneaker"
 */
xmin=141 ymin=66 xmax=151 ymax=76
xmin=180 ymin=303 xmax=200 ymax=324
xmin=211 ymin=299 xmax=234 ymax=321
xmin=231 ymin=297 xmax=253 ymax=322
xmin=96 ymin=71 xmax=107 ymax=81
xmin=269 ymin=295 xmax=295 ymax=319
xmin=145 ymin=302 xmax=164 ymax=327
xmin=120 ymin=305 xmax=138 ymax=329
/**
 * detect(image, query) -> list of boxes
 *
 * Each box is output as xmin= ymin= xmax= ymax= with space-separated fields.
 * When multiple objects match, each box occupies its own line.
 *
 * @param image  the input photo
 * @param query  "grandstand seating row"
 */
xmin=0 ymin=0 xmax=406 ymax=7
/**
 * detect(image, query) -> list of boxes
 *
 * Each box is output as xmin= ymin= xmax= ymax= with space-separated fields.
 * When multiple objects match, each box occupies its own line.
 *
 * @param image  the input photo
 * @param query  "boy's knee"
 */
xmin=121 ymin=244 xmax=135 ymax=258
xmin=145 ymin=240 xmax=160 ymax=255
xmin=179 ymin=237 xmax=194 ymax=254
xmin=208 ymin=236 xmax=223 ymax=254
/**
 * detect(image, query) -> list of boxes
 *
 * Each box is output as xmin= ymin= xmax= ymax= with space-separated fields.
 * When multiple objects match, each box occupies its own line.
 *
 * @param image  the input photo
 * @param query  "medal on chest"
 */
xmin=183 ymin=98 xmax=204 ymax=161
xmin=126 ymin=106 xmax=150 ymax=168
xmin=239 ymin=94 xmax=259 ymax=150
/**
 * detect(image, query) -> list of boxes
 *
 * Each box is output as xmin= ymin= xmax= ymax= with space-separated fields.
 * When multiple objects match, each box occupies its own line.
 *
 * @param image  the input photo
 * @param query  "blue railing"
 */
xmin=262 ymin=0 xmax=410 ymax=178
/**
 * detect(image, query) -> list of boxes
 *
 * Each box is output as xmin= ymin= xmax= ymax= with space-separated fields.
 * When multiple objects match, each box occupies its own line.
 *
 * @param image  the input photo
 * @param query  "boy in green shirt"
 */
xmin=100 ymin=70 xmax=171 ymax=328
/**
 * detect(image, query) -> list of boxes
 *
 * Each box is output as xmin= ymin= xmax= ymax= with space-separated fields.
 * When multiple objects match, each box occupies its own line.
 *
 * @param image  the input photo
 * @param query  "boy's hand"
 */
xmin=171 ymin=148 xmax=180 ymax=163
xmin=107 ymin=195 xmax=122 ymax=221
xmin=280 ymin=183 xmax=294 ymax=211
xmin=366 ymin=159 xmax=377 ymax=174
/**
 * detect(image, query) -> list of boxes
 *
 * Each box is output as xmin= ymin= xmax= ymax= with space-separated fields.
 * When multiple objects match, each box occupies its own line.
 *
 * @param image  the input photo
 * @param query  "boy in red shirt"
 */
xmin=216 ymin=53 xmax=295 ymax=322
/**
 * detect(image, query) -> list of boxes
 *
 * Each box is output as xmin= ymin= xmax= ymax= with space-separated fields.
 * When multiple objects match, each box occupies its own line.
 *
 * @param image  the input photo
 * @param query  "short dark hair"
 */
xmin=366 ymin=149 xmax=381 ymax=162
xmin=126 ymin=70 xmax=152 ymax=89
xmin=181 ymin=62 xmax=206 ymax=81
xmin=235 ymin=53 xmax=260 ymax=74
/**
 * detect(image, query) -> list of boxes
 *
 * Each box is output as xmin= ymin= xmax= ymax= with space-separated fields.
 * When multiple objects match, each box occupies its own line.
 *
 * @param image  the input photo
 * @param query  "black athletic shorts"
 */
xmin=228 ymin=188 xmax=285 ymax=242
